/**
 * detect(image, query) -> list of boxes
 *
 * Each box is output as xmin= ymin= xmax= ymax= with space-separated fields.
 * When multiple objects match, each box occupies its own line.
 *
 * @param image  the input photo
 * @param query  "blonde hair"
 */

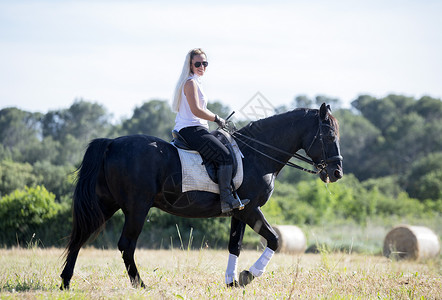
xmin=172 ymin=48 xmax=206 ymax=112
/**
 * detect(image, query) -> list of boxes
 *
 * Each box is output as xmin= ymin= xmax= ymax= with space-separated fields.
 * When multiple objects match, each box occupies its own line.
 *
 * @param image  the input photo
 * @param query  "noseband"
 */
xmin=232 ymin=116 xmax=342 ymax=175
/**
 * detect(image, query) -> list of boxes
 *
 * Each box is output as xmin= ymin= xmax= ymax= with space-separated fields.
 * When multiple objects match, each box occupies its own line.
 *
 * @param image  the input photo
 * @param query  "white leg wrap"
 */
xmin=249 ymin=247 xmax=274 ymax=277
xmin=225 ymin=253 xmax=238 ymax=284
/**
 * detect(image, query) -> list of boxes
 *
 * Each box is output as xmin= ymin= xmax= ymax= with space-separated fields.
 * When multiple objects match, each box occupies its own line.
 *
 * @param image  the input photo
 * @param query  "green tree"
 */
xmin=42 ymin=99 xmax=111 ymax=143
xmin=314 ymin=95 xmax=341 ymax=109
xmin=28 ymin=136 xmax=61 ymax=165
xmin=292 ymin=94 xmax=341 ymax=110
xmin=121 ymin=100 xmax=175 ymax=140
xmin=334 ymin=109 xmax=381 ymax=179
xmin=0 ymin=144 xmax=12 ymax=161
xmin=293 ymin=95 xmax=312 ymax=108
xmin=0 ymin=107 xmax=42 ymax=163
xmin=207 ymin=101 xmax=231 ymax=119
xmin=349 ymin=94 xmax=442 ymax=182
xmin=41 ymin=100 xmax=112 ymax=165
xmin=0 ymin=160 xmax=38 ymax=196
xmin=404 ymin=152 xmax=442 ymax=201
xmin=351 ymin=94 xmax=396 ymax=134
xmin=33 ymin=161 xmax=75 ymax=201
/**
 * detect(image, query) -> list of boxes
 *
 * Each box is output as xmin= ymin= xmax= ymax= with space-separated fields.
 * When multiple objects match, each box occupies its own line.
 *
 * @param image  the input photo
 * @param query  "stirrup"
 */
xmin=233 ymin=190 xmax=249 ymax=210
xmin=236 ymin=199 xmax=246 ymax=211
xmin=221 ymin=197 xmax=249 ymax=214
xmin=221 ymin=200 xmax=242 ymax=214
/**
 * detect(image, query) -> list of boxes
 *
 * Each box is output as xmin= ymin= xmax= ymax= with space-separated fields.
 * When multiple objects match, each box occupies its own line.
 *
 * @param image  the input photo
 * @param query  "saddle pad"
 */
xmin=176 ymin=139 xmax=244 ymax=194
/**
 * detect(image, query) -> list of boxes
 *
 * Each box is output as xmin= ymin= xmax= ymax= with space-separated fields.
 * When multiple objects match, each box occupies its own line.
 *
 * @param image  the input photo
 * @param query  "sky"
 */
xmin=1 ymin=0 xmax=441 ymax=122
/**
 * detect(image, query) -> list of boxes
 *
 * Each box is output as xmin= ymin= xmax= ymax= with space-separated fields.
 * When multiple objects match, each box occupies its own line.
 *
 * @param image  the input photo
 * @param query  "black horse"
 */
xmin=60 ymin=103 xmax=343 ymax=289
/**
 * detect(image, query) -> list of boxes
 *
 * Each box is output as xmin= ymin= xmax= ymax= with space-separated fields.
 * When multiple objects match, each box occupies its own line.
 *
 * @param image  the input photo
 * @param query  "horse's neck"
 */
xmin=238 ymin=109 xmax=316 ymax=173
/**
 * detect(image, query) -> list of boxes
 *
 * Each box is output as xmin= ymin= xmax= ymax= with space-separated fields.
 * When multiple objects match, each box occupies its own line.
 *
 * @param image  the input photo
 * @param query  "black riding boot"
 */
xmin=219 ymin=165 xmax=250 ymax=213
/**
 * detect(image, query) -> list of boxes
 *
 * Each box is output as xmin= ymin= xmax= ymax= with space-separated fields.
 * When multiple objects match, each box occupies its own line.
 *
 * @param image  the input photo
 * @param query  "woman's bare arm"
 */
xmin=183 ymin=80 xmax=216 ymax=121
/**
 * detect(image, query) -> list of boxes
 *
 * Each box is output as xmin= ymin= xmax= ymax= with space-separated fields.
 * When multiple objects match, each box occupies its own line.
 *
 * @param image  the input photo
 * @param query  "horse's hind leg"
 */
xmin=225 ymin=217 xmax=246 ymax=287
xmin=60 ymin=204 xmax=119 ymax=290
xmin=118 ymin=202 xmax=150 ymax=288
xmin=60 ymin=249 xmax=80 ymax=290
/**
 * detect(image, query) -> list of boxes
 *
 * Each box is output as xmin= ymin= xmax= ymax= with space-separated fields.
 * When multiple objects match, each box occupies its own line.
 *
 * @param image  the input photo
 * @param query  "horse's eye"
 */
xmin=326 ymin=135 xmax=336 ymax=142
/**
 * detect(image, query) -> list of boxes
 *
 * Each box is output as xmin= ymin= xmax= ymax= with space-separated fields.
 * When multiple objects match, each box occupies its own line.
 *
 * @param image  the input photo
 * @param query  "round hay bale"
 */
xmin=383 ymin=225 xmax=440 ymax=260
xmin=261 ymin=225 xmax=307 ymax=254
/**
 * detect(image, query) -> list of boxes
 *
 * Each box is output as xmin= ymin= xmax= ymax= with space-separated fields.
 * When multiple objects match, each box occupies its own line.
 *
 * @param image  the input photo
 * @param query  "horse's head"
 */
xmin=305 ymin=103 xmax=343 ymax=183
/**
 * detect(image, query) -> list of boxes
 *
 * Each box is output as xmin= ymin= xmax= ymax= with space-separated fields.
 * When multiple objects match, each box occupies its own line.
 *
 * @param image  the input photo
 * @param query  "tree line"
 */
xmin=0 ymin=94 xmax=440 ymax=248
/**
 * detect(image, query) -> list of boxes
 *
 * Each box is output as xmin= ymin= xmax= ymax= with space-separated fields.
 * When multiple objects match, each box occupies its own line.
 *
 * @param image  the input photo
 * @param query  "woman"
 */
xmin=172 ymin=48 xmax=249 ymax=213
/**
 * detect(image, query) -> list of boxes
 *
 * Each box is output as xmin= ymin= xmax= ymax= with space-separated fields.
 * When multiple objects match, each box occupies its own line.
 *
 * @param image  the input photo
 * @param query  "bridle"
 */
xmin=231 ymin=116 xmax=343 ymax=175
xmin=306 ymin=118 xmax=343 ymax=169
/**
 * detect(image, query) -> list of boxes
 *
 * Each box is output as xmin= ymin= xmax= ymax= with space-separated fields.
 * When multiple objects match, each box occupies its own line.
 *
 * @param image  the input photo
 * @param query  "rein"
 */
xmin=231 ymin=116 xmax=342 ymax=175
xmin=233 ymin=130 xmax=320 ymax=174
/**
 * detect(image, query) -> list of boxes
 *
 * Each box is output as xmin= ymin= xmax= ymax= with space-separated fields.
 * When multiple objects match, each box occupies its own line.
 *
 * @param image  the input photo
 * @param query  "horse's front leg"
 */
xmin=238 ymin=207 xmax=279 ymax=287
xmin=226 ymin=216 xmax=246 ymax=287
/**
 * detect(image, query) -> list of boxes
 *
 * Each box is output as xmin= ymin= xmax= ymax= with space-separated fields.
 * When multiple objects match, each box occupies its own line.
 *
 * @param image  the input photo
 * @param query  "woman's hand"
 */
xmin=214 ymin=115 xmax=226 ymax=128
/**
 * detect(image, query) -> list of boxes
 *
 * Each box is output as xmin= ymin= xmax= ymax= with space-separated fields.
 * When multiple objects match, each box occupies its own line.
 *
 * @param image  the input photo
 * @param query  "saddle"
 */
xmin=171 ymin=129 xmax=238 ymax=184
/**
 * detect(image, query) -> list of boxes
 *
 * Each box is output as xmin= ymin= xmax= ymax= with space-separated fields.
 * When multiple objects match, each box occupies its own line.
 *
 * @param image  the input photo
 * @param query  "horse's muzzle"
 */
xmin=319 ymin=159 xmax=343 ymax=183
xmin=327 ymin=164 xmax=343 ymax=183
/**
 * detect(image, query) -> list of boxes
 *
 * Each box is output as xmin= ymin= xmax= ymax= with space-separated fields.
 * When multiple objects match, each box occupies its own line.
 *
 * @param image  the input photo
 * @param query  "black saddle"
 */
xmin=171 ymin=129 xmax=238 ymax=184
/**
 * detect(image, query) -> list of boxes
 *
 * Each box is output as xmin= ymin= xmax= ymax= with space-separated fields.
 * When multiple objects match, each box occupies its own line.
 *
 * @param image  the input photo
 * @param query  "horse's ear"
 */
xmin=320 ymin=103 xmax=328 ymax=120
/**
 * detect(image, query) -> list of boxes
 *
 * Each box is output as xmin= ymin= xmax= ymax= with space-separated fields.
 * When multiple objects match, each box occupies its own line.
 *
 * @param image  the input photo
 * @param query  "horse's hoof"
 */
xmin=239 ymin=270 xmax=254 ymax=287
xmin=226 ymin=280 xmax=239 ymax=288
xmin=130 ymin=276 xmax=146 ymax=289
xmin=131 ymin=281 xmax=145 ymax=289
xmin=60 ymin=279 xmax=70 ymax=291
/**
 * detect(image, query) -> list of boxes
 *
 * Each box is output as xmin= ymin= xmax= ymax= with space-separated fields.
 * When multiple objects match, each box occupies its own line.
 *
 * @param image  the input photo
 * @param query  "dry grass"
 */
xmin=0 ymin=247 xmax=441 ymax=299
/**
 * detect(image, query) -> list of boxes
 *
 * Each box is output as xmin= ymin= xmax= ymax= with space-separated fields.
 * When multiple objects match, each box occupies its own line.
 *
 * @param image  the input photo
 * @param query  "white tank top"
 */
xmin=174 ymin=74 xmax=209 ymax=131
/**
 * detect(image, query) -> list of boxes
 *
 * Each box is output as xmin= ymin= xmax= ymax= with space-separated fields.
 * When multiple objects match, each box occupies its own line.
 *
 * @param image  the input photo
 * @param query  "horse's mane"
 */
xmin=238 ymin=108 xmax=308 ymax=134
xmin=238 ymin=107 xmax=340 ymax=138
xmin=328 ymin=113 xmax=340 ymax=138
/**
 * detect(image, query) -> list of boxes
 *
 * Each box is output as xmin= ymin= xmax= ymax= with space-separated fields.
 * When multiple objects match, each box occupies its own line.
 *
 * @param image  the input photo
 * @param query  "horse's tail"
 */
xmin=64 ymin=138 xmax=112 ymax=260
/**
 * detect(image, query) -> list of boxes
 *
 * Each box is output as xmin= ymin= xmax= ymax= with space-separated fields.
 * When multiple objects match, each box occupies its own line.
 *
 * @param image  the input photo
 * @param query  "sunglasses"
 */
xmin=193 ymin=61 xmax=208 ymax=68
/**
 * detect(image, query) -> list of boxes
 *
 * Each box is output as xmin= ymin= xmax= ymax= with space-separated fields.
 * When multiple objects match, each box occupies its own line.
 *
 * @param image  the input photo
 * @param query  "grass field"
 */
xmin=0 ymin=247 xmax=440 ymax=299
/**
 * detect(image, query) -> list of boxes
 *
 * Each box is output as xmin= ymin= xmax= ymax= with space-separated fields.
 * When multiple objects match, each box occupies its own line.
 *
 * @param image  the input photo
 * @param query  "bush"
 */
xmin=89 ymin=207 xmax=233 ymax=250
xmin=0 ymin=176 xmax=438 ymax=249
xmin=265 ymin=175 xmax=436 ymax=227
xmin=0 ymin=186 xmax=64 ymax=247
